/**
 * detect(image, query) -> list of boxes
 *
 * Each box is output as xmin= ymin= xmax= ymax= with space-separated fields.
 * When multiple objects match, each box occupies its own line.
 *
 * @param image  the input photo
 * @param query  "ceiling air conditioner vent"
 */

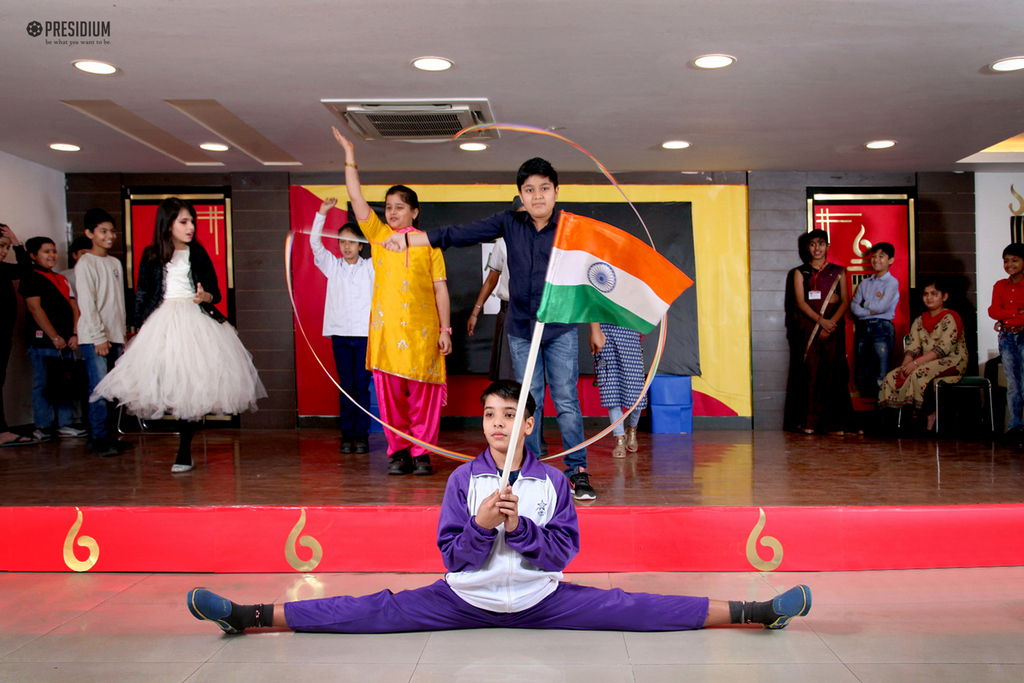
xmin=322 ymin=98 xmax=498 ymax=141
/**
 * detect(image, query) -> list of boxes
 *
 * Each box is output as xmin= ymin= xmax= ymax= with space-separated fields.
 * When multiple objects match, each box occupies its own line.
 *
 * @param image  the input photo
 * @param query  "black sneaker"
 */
xmin=387 ymin=449 xmax=413 ymax=475
xmin=89 ymin=438 xmax=120 ymax=458
xmin=339 ymin=437 xmax=354 ymax=454
xmin=353 ymin=436 xmax=370 ymax=454
xmin=412 ymin=455 xmax=433 ymax=476
xmin=568 ymin=468 xmax=596 ymax=500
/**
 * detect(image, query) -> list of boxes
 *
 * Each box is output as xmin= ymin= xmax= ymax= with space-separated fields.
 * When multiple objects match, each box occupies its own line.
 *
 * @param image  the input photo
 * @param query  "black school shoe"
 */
xmin=387 ymin=449 xmax=413 ymax=475
xmin=353 ymin=436 xmax=370 ymax=454
xmin=569 ymin=468 xmax=597 ymax=500
xmin=339 ymin=437 xmax=354 ymax=454
xmin=89 ymin=438 xmax=120 ymax=458
xmin=412 ymin=455 xmax=433 ymax=476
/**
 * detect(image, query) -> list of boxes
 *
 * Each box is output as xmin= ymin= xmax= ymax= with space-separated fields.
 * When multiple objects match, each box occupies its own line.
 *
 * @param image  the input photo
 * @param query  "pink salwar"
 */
xmin=373 ymin=370 xmax=445 ymax=457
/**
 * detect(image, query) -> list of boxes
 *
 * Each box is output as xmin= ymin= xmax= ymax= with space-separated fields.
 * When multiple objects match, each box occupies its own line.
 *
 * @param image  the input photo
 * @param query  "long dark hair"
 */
xmin=385 ymin=185 xmax=420 ymax=228
xmin=150 ymin=197 xmax=198 ymax=264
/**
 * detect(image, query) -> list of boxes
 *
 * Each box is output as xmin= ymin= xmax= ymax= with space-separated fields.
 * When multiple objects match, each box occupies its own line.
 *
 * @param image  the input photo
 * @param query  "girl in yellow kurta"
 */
xmin=877 ymin=278 xmax=967 ymax=430
xmin=333 ymin=127 xmax=451 ymax=476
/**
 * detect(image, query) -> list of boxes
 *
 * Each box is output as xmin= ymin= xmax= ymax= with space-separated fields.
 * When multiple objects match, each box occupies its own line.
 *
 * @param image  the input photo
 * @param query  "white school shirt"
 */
xmin=74 ymin=252 xmax=126 ymax=345
xmin=310 ymin=212 xmax=375 ymax=337
xmin=486 ymin=237 xmax=509 ymax=302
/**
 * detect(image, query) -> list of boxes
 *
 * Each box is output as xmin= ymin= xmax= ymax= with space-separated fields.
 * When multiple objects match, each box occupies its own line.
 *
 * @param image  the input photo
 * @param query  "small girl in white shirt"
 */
xmin=311 ymin=198 xmax=375 ymax=454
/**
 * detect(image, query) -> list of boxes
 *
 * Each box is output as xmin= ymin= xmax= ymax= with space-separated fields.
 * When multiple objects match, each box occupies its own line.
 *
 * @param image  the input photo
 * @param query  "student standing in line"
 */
xmin=76 ymin=208 xmax=131 ymax=457
xmin=0 ymin=224 xmax=37 ymax=446
xmin=989 ymin=243 xmax=1024 ymax=443
xmin=309 ymin=199 xmax=375 ymax=455
xmin=20 ymin=236 xmax=88 ymax=441
xmin=850 ymin=242 xmax=900 ymax=401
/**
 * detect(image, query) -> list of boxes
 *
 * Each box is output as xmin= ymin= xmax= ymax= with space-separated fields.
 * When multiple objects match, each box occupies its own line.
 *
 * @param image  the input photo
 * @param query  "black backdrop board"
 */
xmin=370 ymin=200 xmax=699 ymax=377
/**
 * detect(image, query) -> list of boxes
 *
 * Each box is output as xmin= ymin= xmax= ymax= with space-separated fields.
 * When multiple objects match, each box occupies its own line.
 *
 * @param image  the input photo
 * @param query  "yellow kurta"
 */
xmin=359 ymin=211 xmax=447 ymax=385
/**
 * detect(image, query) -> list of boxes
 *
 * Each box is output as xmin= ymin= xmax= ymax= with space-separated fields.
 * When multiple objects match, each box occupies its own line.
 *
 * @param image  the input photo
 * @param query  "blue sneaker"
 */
xmin=187 ymin=588 xmax=240 ymax=634
xmin=767 ymin=585 xmax=812 ymax=629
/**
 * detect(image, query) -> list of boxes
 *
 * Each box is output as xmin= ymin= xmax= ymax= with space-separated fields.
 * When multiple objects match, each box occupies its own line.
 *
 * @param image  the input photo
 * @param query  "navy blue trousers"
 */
xmin=331 ymin=336 xmax=371 ymax=439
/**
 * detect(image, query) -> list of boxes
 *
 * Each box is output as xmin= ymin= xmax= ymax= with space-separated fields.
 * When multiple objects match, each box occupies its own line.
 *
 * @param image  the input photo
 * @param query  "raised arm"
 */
xmin=309 ymin=198 xmax=342 ymax=277
xmin=332 ymin=127 xmax=371 ymax=223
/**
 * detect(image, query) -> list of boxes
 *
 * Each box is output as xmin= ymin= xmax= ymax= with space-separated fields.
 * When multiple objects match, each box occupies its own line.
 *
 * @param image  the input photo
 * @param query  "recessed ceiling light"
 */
xmin=662 ymin=140 xmax=691 ymax=149
xmin=693 ymin=54 xmax=736 ymax=69
xmin=459 ymin=142 xmax=487 ymax=151
xmin=200 ymin=142 xmax=229 ymax=152
xmin=991 ymin=56 xmax=1024 ymax=72
xmin=50 ymin=143 xmax=81 ymax=152
xmin=865 ymin=139 xmax=897 ymax=149
xmin=73 ymin=60 xmax=117 ymax=75
xmin=412 ymin=56 xmax=453 ymax=72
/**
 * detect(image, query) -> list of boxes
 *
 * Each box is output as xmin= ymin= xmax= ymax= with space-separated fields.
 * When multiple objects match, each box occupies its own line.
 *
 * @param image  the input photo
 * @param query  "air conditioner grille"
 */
xmin=367 ymin=113 xmax=467 ymax=138
xmin=322 ymin=99 xmax=498 ymax=141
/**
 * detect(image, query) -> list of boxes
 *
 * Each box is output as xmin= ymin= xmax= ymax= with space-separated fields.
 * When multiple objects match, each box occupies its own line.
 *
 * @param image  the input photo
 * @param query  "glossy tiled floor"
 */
xmin=2 ymin=567 xmax=1023 ymax=682
xmin=2 ymin=427 xmax=1023 ymax=507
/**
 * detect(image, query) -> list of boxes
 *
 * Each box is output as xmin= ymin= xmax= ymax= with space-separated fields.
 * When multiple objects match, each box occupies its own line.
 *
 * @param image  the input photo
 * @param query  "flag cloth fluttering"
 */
xmin=536 ymin=211 xmax=693 ymax=334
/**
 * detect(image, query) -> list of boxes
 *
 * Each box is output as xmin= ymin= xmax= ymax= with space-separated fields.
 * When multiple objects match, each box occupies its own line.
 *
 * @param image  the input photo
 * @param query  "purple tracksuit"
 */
xmin=284 ymin=448 xmax=709 ymax=632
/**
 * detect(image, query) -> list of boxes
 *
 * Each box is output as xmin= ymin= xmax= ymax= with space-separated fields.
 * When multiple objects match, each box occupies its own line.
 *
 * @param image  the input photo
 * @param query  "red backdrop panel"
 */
xmin=812 ymin=203 xmax=911 ymax=405
xmin=130 ymin=202 xmax=230 ymax=319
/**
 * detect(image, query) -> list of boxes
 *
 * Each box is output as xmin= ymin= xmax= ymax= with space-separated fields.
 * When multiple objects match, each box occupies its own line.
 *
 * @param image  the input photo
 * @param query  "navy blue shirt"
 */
xmin=428 ymin=208 xmax=574 ymax=342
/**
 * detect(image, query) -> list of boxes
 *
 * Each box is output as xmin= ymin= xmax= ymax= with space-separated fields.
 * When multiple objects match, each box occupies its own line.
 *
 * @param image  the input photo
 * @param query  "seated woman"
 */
xmin=877 ymin=277 xmax=967 ymax=431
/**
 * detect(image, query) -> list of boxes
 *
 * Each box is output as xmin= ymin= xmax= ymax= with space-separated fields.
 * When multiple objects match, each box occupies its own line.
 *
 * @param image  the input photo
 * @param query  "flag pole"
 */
xmin=498 ymin=321 xmax=544 ymax=492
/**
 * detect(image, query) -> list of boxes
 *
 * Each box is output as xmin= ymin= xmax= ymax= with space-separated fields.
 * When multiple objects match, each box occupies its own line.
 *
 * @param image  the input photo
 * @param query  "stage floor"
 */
xmin=3 ymin=567 xmax=1024 ymax=683
xmin=1 ymin=427 xmax=1022 ymax=508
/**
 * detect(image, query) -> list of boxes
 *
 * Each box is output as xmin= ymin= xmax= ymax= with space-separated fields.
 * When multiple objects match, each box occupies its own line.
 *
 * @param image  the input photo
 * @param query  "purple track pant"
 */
xmin=284 ymin=580 xmax=709 ymax=633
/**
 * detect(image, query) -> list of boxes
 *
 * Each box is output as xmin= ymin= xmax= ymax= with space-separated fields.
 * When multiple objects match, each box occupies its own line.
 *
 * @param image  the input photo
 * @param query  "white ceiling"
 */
xmin=5 ymin=0 xmax=1024 ymax=175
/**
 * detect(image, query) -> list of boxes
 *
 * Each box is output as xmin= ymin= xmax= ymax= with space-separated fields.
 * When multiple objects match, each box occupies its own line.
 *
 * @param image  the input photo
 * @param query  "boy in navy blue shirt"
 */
xmin=384 ymin=159 xmax=601 ymax=501
xmin=187 ymin=380 xmax=812 ymax=635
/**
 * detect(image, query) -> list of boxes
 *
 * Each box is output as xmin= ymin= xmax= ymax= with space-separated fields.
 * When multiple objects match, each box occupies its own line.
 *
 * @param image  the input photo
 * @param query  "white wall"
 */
xmin=975 ymin=172 xmax=1024 ymax=374
xmin=0 ymin=151 xmax=67 ymax=428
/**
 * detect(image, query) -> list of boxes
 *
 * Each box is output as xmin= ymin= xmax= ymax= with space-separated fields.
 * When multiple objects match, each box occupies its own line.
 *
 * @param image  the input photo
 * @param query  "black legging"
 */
xmin=176 ymin=420 xmax=198 ymax=466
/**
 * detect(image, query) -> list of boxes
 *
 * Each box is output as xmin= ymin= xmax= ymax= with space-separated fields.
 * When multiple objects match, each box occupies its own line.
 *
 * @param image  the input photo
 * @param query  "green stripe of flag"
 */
xmin=537 ymin=283 xmax=656 ymax=334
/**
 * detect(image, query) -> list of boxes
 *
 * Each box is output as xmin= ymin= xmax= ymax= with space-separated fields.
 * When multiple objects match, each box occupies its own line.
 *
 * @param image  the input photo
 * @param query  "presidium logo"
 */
xmin=26 ymin=20 xmax=111 ymax=46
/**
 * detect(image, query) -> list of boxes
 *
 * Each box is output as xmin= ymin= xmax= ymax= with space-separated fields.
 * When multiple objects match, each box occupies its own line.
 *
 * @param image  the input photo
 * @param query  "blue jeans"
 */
xmin=508 ymin=328 xmax=587 ymax=474
xmin=854 ymin=319 xmax=894 ymax=399
xmin=82 ymin=343 xmax=122 ymax=441
xmin=331 ymin=336 xmax=372 ymax=439
xmin=28 ymin=347 xmax=73 ymax=430
xmin=608 ymin=405 xmax=642 ymax=436
xmin=999 ymin=331 xmax=1024 ymax=431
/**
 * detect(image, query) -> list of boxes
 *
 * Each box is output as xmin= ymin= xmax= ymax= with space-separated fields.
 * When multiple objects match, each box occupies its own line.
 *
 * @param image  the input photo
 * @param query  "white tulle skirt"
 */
xmin=92 ymin=298 xmax=267 ymax=421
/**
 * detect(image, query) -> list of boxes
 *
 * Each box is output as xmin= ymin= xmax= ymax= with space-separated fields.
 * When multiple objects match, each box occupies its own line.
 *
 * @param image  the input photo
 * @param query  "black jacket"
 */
xmin=0 ymin=246 xmax=32 ymax=335
xmin=135 ymin=242 xmax=221 ymax=328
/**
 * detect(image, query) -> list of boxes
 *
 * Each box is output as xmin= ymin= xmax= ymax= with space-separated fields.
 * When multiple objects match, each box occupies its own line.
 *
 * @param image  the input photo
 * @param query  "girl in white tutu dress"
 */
xmin=93 ymin=197 xmax=266 ymax=473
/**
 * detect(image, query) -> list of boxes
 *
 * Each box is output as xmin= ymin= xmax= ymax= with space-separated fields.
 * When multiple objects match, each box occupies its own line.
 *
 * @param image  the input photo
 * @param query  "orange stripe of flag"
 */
xmin=553 ymin=212 xmax=693 ymax=304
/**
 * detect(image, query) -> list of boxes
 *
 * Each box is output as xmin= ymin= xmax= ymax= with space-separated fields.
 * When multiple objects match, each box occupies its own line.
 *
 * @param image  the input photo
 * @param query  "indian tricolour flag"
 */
xmin=536 ymin=211 xmax=693 ymax=334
